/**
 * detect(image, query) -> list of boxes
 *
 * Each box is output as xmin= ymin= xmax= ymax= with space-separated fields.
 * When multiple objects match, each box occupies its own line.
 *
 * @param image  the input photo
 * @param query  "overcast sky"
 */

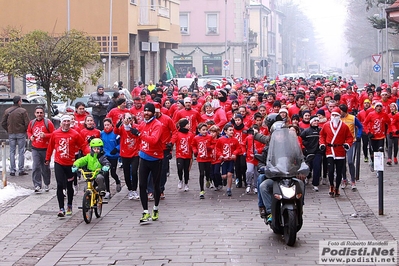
xmin=294 ymin=0 xmax=348 ymax=68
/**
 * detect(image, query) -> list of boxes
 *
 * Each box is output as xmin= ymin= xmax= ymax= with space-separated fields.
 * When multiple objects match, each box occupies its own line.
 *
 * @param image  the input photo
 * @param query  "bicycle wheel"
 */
xmin=94 ymin=193 xmax=102 ymax=218
xmin=82 ymin=190 xmax=93 ymax=224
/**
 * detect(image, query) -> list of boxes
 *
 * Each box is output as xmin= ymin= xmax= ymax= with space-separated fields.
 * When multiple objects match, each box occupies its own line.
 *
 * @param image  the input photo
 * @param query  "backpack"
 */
xmin=30 ymin=118 xmax=49 ymax=132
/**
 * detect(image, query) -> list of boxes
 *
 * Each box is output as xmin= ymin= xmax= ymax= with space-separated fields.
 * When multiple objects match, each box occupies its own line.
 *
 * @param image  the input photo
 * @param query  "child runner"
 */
xmin=192 ymin=123 xmax=213 ymax=199
xmin=216 ymin=123 xmax=240 ymax=196
xmin=170 ymin=118 xmax=194 ymax=191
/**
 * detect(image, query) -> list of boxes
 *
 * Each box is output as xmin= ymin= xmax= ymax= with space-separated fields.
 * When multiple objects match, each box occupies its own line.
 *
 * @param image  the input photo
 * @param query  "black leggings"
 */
xmin=361 ymin=132 xmax=369 ymax=159
xmin=211 ymin=163 xmax=222 ymax=187
xmin=121 ymin=156 xmax=139 ymax=191
xmin=176 ymin=158 xmax=191 ymax=184
xmin=327 ymin=157 xmax=345 ymax=189
xmin=139 ymin=158 xmax=162 ymax=210
xmin=54 ymin=162 xmax=74 ymax=209
xmin=370 ymin=139 xmax=385 ymax=162
xmin=198 ymin=162 xmax=211 ymax=191
xmin=235 ymin=155 xmax=247 ymax=187
xmin=105 ymin=158 xmax=120 ymax=192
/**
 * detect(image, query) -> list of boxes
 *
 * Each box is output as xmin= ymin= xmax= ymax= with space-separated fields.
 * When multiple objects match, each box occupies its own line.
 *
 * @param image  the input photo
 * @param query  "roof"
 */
xmin=386 ymin=0 xmax=399 ymax=23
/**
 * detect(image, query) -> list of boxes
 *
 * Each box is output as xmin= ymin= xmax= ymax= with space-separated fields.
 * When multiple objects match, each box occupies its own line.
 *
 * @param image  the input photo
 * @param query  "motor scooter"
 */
xmin=258 ymin=128 xmax=309 ymax=246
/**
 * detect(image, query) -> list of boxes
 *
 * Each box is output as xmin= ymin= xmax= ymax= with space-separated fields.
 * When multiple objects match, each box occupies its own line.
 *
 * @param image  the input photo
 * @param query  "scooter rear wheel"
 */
xmin=284 ymin=209 xmax=297 ymax=246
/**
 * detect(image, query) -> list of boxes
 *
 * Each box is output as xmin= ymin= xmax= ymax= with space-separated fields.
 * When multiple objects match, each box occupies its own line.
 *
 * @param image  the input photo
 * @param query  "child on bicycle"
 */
xmin=72 ymin=138 xmax=111 ymax=196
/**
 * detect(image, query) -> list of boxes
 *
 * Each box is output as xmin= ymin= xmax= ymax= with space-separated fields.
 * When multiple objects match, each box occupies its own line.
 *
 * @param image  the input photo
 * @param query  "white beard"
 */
xmin=331 ymin=117 xmax=340 ymax=128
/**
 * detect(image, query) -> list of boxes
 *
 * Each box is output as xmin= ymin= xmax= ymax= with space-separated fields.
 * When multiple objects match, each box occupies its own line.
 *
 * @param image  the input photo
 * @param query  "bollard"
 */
xmin=374 ymin=147 xmax=384 ymax=215
xmin=1 ymin=142 xmax=6 ymax=187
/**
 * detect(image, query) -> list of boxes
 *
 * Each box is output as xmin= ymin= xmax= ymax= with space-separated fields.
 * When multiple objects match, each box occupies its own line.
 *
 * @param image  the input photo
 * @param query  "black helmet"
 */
xmin=264 ymin=113 xmax=278 ymax=130
xmin=270 ymin=121 xmax=285 ymax=134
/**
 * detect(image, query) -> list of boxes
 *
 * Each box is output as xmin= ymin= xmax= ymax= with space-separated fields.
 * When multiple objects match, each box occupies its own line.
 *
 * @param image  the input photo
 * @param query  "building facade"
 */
xmin=0 ymin=0 xmax=181 ymax=93
xmin=168 ymin=0 xmax=282 ymax=79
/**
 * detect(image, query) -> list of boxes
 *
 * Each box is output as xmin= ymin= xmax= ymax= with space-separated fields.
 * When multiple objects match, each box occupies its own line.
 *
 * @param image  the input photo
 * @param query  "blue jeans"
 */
xmin=9 ymin=133 xmax=26 ymax=173
xmin=342 ymin=142 xmax=357 ymax=183
xmin=259 ymin=178 xmax=273 ymax=214
xmin=257 ymin=174 xmax=266 ymax=207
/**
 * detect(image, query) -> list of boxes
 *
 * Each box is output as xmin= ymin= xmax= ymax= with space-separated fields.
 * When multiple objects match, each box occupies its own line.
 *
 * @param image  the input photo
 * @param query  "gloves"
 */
xmin=246 ymin=128 xmax=255 ymax=135
xmin=88 ymin=136 xmax=95 ymax=144
xmin=101 ymin=165 xmax=110 ymax=172
xmin=396 ymin=130 xmax=399 ymax=135
xmin=258 ymin=166 xmax=265 ymax=174
xmin=194 ymin=152 xmax=198 ymax=157
xmin=116 ymin=119 xmax=123 ymax=128
xmin=343 ymin=144 xmax=350 ymax=151
xmin=356 ymin=137 xmax=361 ymax=142
xmin=319 ymin=144 xmax=326 ymax=152
xmin=98 ymin=102 xmax=103 ymax=106
xmin=110 ymin=148 xmax=118 ymax=155
xmin=166 ymin=153 xmax=172 ymax=160
xmin=389 ymin=132 xmax=393 ymax=139
xmin=130 ymin=127 xmax=140 ymax=136
xmin=71 ymin=166 xmax=78 ymax=173
xmin=368 ymin=133 xmax=375 ymax=139
xmin=166 ymin=143 xmax=173 ymax=150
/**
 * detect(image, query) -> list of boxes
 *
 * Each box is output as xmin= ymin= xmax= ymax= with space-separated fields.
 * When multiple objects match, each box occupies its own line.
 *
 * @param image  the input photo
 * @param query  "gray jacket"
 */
xmin=87 ymin=92 xmax=111 ymax=116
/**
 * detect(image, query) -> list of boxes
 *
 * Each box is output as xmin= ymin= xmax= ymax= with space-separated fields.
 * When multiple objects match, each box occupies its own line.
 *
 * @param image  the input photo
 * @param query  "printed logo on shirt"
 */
xmin=58 ymin=137 xmax=70 ymax=158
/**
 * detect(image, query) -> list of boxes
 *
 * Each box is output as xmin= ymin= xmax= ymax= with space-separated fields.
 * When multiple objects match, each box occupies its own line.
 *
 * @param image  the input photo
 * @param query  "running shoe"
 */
xmin=140 ymin=212 xmax=151 ymax=224
xmin=58 ymin=208 xmax=65 ymax=217
xmin=151 ymin=210 xmax=159 ymax=221
xmin=199 ymin=190 xmax=205 ymax=199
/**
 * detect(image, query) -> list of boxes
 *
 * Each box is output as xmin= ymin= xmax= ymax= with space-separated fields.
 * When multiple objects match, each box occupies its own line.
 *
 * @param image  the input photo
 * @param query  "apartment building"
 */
xmin=168 ymin=0 xmax=282 ymax=79
xmin=0 ymin=0 xmax=181 ymax=93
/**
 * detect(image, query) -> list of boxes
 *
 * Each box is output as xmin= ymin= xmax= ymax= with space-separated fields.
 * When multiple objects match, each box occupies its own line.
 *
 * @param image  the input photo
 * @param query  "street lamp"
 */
xmin=224 ymin=0 xmax=227 ymax=78
xmin=108 ymin=0 xmax=113 ymax=89
xmin=101 ymin=58 xmax=107 ymax=85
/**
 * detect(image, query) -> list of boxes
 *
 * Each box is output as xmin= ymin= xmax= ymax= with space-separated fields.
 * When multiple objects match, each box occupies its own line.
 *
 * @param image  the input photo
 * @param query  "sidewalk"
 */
xmin=0 ymin=157 xmax=398 ymax=265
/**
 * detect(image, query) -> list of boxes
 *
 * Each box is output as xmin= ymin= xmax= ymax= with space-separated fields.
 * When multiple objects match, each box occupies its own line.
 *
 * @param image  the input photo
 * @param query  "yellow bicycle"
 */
xmin=78 ymin=169 xmax=107 ymax=224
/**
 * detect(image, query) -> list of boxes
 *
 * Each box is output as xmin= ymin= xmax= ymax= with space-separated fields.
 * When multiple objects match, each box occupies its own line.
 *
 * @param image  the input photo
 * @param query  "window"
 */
xmin=92 ymin=35 xmax=118 ymax=52
xmin=180 ymin=13 xmax=189 ymax=34
xmin=206 ymin=13 xmax=218 ymax=35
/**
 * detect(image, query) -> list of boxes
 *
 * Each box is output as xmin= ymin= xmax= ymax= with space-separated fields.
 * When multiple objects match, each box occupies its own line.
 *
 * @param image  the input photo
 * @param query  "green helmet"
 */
xmin=89 ymin=138 xmax=103 ymax=147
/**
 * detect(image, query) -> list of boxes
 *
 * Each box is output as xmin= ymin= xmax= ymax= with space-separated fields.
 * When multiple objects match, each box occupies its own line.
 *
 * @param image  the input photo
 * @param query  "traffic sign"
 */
xmin=223 ymin=59 xmax=230 ymax=70
xmin=373 ymin=64 xmax=381 ymax=72
xmin=372 ymin=54 xmax=381 ymax=64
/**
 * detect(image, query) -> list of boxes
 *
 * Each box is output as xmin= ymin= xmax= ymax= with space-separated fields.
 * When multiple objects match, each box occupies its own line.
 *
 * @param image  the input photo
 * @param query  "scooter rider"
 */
xmin=257 ymin=121 xmax=309 ymax=224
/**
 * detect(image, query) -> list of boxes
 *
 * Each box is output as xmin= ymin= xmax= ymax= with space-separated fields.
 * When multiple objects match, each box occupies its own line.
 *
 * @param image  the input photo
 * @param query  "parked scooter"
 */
xmin=258 ymin=126 xmax=309 ymax=246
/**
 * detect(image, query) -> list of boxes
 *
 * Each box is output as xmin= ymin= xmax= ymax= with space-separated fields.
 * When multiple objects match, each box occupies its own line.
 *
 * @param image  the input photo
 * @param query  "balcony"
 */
xmin=138 ymin=5 xmax=170 ymax=31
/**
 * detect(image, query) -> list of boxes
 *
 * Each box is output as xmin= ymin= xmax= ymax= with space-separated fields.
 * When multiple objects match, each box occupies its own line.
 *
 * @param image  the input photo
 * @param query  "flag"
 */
xmin=166 ymin=61 xmax=177 ymax=80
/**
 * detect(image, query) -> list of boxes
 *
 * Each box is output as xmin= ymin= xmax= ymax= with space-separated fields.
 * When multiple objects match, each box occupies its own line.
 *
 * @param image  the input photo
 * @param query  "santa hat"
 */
xmin=153 ymin=102 xmax=161 ymax=113
xmin=331 ymin=107 xmax=341 ymax=116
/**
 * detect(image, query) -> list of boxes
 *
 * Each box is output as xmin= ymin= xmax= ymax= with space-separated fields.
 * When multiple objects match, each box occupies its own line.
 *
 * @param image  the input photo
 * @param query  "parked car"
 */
xmin=65 ymin=95 xmax=92 ymax=114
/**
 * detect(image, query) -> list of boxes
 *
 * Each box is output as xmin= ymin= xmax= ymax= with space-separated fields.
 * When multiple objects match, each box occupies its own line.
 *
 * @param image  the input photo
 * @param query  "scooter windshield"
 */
xmin=265 ymin=128 xmax=304 ymax=178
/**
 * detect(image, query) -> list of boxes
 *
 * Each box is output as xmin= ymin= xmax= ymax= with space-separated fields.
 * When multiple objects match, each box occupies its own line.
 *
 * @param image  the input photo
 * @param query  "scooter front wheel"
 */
xmin=284 ymin=209 xmax=297 ymax=246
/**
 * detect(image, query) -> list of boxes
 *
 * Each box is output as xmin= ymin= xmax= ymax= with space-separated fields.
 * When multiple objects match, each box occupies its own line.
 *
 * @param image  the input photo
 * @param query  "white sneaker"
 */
xmin=104 ymin=192 xmax=110 ymax=199
xmin=210 ymin=182 xmax=214 ymax=189
xmin=313 ymin=186 xmax=319 ymax=192
xmin=184 ymin=184 xmax=189 ymax=191
xmin=73 ymin=185 xmax=78 ymax=195
xmin=132 ymin=190 xmax=140 ymax=200
xmin=351 ymin=182 xmax=357 ymax=191
xmin=341 ymin=180 xmax=347 ymax=189
xmin=34 ymin=186 xmax=41 ymax=193
xmin=178 ymin=180 xmax=183 ymax=189
xmin=305 ymin=178 xmax=309 ymax=185
xmin=128 ymin=190 xmax=134 ymax=200
xmin=44 ymin=185 xmax=49 ymax=192
xmin=253 ymin=188 xmax=258 ymax=194
xmin=245 ymin=187 xmax=251 ymax=194
xmin=322 ymin=178 xmax=327 ymax=185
